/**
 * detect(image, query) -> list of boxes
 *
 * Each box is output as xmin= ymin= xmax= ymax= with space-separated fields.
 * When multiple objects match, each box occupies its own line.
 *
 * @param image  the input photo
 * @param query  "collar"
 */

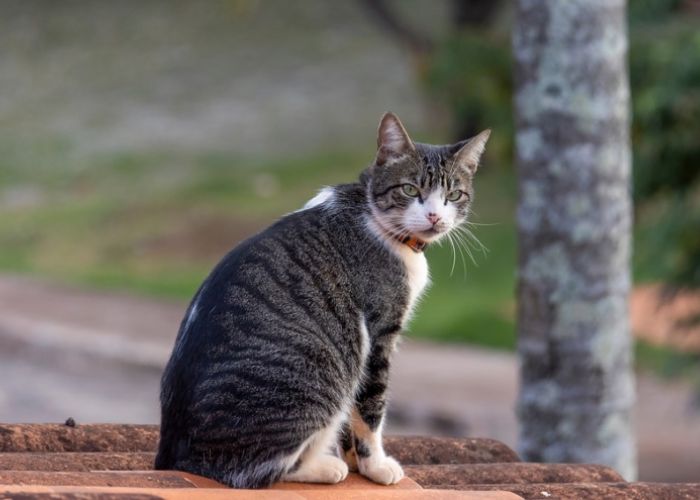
xmin=399 ymin=235 xmax=428 ymax=253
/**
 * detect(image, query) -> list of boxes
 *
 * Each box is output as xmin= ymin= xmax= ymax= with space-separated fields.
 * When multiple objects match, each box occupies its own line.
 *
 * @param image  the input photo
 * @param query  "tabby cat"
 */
xmin=155 ymin=112 xmax=490 ymax=488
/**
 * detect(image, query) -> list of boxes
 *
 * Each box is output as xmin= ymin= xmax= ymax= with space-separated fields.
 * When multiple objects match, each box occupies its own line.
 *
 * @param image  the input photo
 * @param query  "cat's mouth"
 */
xmin=416 ymin=226 xmax=448 ymax=241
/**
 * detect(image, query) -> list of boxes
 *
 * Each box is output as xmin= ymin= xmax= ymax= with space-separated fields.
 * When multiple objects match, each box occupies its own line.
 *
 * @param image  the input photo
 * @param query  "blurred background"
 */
xmin=1 ymin=0 xmax=699 ymax=483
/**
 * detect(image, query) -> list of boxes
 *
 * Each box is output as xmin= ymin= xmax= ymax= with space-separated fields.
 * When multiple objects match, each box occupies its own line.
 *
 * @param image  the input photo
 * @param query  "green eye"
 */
xmin=446 ymin=190 xmax=463 ymax=202
xmin=402 ymin=184 xmax=419 ymax=197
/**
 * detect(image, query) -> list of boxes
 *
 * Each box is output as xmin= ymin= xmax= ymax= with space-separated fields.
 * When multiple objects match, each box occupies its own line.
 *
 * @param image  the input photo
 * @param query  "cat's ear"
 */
xmin=375 ymin=112 xmax=415 ymax=166
xmin=452 ymin=129 xmax=491 ymax=175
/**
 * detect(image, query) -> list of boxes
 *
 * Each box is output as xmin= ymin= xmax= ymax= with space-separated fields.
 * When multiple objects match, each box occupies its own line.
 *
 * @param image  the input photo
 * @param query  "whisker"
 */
xmin=453 ymin=232 xmax=469 ymax=278
xmin=462 ymin=220 xmax=499 ymax=227
xmin=454 ymin=225 xmax=489 ymax=256
xmin=447 ymin=232 xmax=458 ymax=277
xmin=455 ymin=232 xmax=478 ymax=267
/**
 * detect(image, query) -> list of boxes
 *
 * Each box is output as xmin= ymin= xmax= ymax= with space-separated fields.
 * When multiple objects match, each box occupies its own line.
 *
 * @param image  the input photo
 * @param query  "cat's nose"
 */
xmin=426 ymin=213 xmax=441 ymax=225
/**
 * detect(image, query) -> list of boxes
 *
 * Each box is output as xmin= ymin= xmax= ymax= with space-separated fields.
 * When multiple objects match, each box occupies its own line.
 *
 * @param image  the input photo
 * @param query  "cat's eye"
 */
xmin=402 ymin=184 xmax=420 ymax=197
xmin=446 ymin=190 xmax=463 ymax=202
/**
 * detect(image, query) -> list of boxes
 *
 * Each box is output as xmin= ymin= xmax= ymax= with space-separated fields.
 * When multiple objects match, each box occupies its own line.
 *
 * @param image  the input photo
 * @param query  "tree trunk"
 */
xmin=513 ymin=0 xmax=636 ymax=480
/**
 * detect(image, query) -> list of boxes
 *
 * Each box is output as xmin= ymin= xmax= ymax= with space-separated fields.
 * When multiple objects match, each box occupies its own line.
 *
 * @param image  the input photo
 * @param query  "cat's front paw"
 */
xmin=283 ymin=454 xmax=349 ymax=484
xmin=358 ymin=455 xmax=404 ymax=485
xmin=317 ymin=455 xmax=350 ymax=484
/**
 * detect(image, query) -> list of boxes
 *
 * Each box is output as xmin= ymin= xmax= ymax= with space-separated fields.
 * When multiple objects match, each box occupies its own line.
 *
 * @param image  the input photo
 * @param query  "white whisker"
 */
xmin=446 ymin=232 xmax=457 ymax=277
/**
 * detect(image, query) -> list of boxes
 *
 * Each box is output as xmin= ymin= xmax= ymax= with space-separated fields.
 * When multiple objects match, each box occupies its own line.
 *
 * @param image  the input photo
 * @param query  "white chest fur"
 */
xmin=395 ymin=244 xmax=430 ymax=325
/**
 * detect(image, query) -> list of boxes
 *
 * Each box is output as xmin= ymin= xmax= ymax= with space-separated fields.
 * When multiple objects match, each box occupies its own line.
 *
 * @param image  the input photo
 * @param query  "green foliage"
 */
xmin=425 ymin=31 xmax=512 ymax=160
xmin=622 ymin=1 xmax=700 ymax=389
xmin=631 ymin=21 xmax=700 ymax=199
xmin=630 ymin=11 xmax=700 ymax=289
xmin=628 ymin=0 xmax=684 ymax=23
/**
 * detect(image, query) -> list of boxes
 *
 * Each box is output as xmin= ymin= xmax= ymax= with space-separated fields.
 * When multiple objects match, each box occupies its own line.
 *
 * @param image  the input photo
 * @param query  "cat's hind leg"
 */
xmin=281 ymin=413 xmax=349 ymax=484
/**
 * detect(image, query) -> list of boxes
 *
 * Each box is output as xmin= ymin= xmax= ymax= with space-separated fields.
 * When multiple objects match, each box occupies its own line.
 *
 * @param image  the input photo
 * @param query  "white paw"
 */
xmin=317 ymin=455 xmax=349 ymax=483
xmin=359 ymin=455 xmax=404 ymax=485
xmin=285 ymin=454 xmax=349 ymax=484
xmin=343 ymin=448 xmax=359 ymax=472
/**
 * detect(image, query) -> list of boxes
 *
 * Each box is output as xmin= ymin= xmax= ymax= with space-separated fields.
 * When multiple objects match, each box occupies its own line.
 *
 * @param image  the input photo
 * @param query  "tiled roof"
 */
xmin=0 ymin=424 xmax=698 ymax=499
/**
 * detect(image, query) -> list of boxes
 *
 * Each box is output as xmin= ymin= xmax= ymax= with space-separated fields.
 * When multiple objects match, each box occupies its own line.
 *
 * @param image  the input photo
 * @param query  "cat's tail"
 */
xmin=153 ymin=427 xmax=178 ymax=470
xmin=213 ymin=455 xmax=287 ymax=489
xmin=154 ymin=402 xmax=187 ymax=471
xmin=161 ymin=451 xmax=286 ymax=488
xmin=155 ymin=358 xmax=189 ymax=471
xmin=154 ymin=425 xmax=286 ymax=488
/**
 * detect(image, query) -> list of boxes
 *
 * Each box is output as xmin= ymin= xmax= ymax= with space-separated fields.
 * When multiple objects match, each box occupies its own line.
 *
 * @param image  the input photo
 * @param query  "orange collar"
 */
xmin=399 ymin=235 xmax=427 ymax=253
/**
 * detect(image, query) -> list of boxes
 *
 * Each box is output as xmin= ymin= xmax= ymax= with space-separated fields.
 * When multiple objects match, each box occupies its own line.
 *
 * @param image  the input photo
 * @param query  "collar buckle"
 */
xmin=400 ymin=235 xmax=427 ymax=253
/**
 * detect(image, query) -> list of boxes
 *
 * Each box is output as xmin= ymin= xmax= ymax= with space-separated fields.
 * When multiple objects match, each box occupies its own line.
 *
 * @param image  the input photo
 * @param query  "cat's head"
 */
xmin=364 ymin=112 xmax=490 ymax=245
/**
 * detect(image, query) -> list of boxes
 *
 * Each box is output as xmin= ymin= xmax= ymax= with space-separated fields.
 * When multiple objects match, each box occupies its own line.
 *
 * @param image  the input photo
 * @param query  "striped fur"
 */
xmin=155 ymin=113 xmax=490 ymax=487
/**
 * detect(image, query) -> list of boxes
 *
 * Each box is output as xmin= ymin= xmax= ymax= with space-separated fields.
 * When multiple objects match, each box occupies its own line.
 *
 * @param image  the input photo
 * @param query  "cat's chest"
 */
xmin=359 ymin=243 xmax=429 ymax=330
xmin=398 ymin=248 xmax=430 ymax=324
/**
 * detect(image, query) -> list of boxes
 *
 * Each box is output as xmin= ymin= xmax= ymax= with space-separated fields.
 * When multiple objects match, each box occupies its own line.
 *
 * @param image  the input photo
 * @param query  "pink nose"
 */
xmin=426 ymin=213 xmax=441 ymax=225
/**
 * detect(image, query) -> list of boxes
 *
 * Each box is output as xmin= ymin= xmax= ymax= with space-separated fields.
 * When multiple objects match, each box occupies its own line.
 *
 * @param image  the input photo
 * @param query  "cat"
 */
xmin=155 ymin=112 xmax=490 ymax=488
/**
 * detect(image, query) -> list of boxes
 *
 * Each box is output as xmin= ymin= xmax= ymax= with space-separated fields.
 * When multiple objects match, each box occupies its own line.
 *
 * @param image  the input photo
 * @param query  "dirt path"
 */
xmin=0 ymin=274 xmax=698 ymax=482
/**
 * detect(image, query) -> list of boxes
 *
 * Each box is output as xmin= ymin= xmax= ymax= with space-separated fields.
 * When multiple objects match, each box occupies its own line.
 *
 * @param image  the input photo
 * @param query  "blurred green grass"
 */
xmin=0 ymin=147 xmax=518 ymax=349
xmin=2 ymin=143 xmax=688 ymax=360
xmin=3 ymin=144 xmax=698 ymax=378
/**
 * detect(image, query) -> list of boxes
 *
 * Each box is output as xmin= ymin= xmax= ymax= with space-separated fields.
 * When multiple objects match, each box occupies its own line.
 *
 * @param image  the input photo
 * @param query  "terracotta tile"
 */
xmin=0 ymin=425 xmax=520 ymax=466
xmin=0 ymin=424 xmax=158 ymax=453
xmin=404 ymin=463 xmax=624 ymax=486
xmin=0 ymin=452 xmax=154 ymax=471
xmin=0 ymin=470 xmax=221 ymax=488
xmin=297 ymin=490 xmax=522 ymax=499
xmin=384 ymin=436 xmax=520 ymax=465
xmin=0 ymin=424 xmax=698 ymax=499
xmin=436 ymin=482 xmax=700 ymax=499
xmin=271 ymin=473 xmax=420 ymax=490
xmin=0 ymin=485 xmax=301 ymax=499
xmin=0 ymin=485 xmax=522 ymax=499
